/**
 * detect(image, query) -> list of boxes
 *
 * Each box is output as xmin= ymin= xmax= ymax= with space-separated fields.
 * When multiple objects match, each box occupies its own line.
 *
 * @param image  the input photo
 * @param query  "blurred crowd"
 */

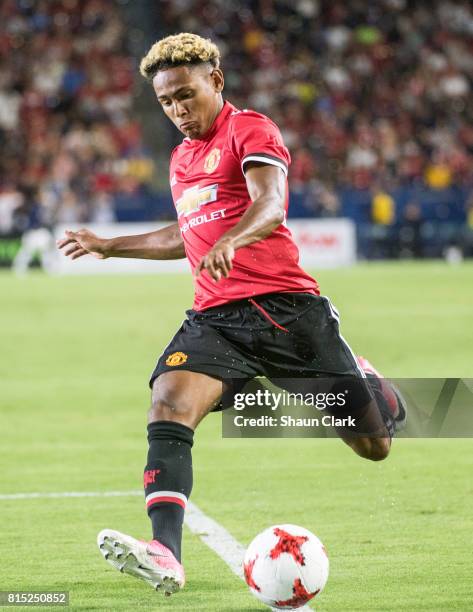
xmin=0 ymin=0 xmax=154 ymax=235
xmin=160 ymin=0 xmax=473 ymax=218
xmin=1 ymin=0 xmax=473 ymax=234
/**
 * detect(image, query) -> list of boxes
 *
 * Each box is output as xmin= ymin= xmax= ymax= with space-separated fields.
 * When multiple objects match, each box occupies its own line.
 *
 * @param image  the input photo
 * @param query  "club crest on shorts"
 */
xmin=204 ymin=148 xmax=221 ymax=173
xmin=166 ymin=351 xmax=188 ymax=366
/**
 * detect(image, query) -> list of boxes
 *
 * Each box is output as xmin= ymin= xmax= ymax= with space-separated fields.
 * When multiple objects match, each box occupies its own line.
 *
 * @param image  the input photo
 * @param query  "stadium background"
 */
xmin=1 ymin=2 xmax=473 ymax=611
xmin=1 ymin=0 xmax=473 ymax=263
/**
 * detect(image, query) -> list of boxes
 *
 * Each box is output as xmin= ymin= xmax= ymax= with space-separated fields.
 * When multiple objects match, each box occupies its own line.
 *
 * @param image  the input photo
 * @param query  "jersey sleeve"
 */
xmin=229 ymin=111 xmax=291 ymax=176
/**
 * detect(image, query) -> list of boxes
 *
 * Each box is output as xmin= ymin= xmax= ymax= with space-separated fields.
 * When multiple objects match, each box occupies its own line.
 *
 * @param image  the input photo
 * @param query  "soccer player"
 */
xmin=58 ymin=33 xmax=406 ymax=597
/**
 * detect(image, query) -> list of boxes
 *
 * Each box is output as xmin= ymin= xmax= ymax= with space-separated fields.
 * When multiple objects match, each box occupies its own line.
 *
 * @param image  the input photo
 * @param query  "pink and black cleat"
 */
xmin=97 ymin=529 xmax=185 ymax=596
xmin=357 ymin=356 xmax=407 ymax=431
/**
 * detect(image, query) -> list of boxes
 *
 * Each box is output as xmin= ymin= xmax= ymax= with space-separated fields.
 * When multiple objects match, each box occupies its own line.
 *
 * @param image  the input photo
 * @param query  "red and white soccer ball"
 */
xmin=243 ymin=524 xmax=329 ymax=610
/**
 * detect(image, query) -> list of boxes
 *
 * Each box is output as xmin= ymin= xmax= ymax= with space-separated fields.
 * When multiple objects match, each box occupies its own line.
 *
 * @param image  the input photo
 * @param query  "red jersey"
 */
xmin=169 ymin=100 xmax=319 ymax=310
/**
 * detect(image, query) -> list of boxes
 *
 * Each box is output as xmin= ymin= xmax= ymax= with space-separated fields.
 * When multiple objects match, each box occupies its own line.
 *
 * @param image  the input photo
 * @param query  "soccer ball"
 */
xmin=243 ymin=524 xmax=329 ymax=610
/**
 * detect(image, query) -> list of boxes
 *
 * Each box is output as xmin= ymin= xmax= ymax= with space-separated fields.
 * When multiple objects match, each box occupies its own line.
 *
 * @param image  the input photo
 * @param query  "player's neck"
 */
xmin=212 ymin=96 xmax=224 ymax=121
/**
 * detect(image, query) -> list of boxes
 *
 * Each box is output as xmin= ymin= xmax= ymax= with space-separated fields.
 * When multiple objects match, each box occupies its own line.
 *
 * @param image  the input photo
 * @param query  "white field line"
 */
xmin=185 ymin=500 xmax=246 ymax=579
xmin=0 ymin=490 xmax=311 ymax=611
xmin=0 ymin=490 xmax=142 ymax=500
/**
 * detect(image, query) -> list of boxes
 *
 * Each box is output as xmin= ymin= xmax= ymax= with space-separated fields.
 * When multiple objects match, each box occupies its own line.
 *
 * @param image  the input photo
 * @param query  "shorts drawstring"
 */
xmin=248 ymin=298 xmax=289 ymax=333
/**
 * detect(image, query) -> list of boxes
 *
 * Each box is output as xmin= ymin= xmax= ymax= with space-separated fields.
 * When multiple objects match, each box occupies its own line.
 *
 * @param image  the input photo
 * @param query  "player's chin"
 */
xmin=181 ymin=126 xmax=201 ymax=138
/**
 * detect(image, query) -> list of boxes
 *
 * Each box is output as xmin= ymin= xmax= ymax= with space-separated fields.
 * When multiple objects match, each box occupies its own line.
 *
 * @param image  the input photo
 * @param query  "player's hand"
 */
xmin=56 ymin=229 xmax=109 ymax=260
xmin=196 ymin=239 xmax=235 ymax=282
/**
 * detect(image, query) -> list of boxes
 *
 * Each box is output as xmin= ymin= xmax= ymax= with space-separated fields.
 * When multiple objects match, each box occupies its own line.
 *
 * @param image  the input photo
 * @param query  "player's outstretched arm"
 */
xmin=57 ymin=223 xmax=185 ymax=261
xmin=196 ymin=163 xmax=285 ymax=281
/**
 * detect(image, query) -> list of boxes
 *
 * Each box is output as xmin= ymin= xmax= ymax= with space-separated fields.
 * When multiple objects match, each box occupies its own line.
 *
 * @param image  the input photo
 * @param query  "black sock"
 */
xmin=144 ymin=420 xmax=194 ymax=562
xmin=366 ymin=375 xmax=395 ymax=439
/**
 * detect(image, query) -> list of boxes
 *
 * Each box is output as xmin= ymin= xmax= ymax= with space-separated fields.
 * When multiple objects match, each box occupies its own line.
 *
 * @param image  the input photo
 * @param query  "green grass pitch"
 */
xmin=1 ymin=261 xmax=472 ymax=611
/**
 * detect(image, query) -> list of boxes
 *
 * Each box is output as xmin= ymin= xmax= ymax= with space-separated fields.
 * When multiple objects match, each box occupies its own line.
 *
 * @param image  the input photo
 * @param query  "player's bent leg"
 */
xmin=97 ymin=371 xmax=224 ymax=595
xmin=336 ymin=395 xmax=392 ymax=461
xmin=319 ymin=373 xmax=392 ymax=462
xmin=341 ymin=355 xmax=410 ymax=461
xmin=357 ymin=356 xmax=407 ymax=431
xmin=342 ymin=432 xmax=391 ymax=462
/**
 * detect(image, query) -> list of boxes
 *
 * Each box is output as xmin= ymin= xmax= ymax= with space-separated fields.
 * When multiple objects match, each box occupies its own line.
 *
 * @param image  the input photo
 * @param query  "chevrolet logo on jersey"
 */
xmin=176 ymin=184 xmax=218 ymax=217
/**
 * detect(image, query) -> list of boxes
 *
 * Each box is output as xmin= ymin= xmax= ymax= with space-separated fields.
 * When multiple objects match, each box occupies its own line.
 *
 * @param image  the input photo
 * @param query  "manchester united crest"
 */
xmin=204 ymin=148 xmax=221 ymax=174
xmin=165 ymin=351 xmax=188 ymax=366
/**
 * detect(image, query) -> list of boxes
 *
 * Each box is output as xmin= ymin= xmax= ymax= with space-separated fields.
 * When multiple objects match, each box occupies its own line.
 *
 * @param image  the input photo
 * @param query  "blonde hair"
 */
xmin=140 ymin=33 xmax=220 ymax=81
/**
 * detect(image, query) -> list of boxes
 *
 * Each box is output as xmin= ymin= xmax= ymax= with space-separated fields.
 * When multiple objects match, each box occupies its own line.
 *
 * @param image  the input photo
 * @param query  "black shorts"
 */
xmin=149 ymin=293 xmax=372 ymax=410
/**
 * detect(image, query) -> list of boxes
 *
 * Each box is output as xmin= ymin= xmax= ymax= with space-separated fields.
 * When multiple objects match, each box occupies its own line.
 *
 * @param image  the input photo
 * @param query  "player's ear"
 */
xmin=210 ymin=68 xmax=224 ymax=93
